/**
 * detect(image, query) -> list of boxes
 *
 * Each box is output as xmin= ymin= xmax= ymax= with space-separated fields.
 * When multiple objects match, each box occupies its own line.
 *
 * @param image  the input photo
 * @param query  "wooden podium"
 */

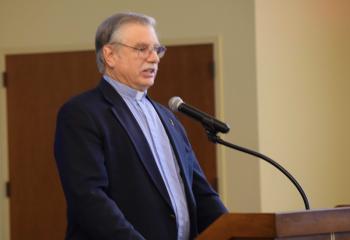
xmin=197 ymin=207 xmax=350 ymax=240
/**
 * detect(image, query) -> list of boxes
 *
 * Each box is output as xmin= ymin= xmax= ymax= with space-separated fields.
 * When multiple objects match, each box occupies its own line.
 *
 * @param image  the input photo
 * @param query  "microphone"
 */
xmin=168 ymin=96 xmax=230 ymax=134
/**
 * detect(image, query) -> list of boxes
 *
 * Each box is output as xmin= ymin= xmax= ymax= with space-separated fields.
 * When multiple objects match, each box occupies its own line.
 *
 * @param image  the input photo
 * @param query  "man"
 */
xmin=54 ymin=12 xmax=227 ymax=240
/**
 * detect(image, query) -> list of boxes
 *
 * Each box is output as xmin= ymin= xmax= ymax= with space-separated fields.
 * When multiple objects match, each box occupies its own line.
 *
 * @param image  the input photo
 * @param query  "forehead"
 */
xmin=117 ymin=23 xmax=159 ymax=44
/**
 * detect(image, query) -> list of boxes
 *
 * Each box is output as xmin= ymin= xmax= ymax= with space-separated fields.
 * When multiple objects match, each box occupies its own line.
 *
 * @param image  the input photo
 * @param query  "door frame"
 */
xmin=0 ymin=36 xmax=226 ymax=240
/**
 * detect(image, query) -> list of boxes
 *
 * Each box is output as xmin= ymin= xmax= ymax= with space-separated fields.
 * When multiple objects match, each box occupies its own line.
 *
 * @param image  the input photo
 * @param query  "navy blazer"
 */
xmin=54 ymin=79 xmax=227 ymax=240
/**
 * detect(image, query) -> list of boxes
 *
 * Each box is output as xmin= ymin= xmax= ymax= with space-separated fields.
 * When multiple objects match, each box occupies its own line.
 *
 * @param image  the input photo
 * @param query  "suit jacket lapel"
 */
xmin=151 ymin=100 xmax=198 ymax=225
xmin=98 ymin=80 xmax=173 ymax=210
xmin=151 ymin=100 xmax=192 ymax=191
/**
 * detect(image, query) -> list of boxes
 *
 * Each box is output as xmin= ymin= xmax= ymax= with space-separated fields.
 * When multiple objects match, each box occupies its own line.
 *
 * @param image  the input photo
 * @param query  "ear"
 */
xmin=102 ymin=45 xmax=117 ymax=68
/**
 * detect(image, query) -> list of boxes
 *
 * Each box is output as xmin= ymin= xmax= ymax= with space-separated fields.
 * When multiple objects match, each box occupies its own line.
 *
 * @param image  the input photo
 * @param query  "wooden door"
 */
xmin=6 ymin=44 xmax=216 ymax=240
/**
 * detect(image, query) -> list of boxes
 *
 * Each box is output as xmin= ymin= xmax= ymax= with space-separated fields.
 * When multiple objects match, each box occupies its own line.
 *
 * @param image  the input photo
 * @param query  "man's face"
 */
xmin=104 ymin=23 xmax=161 ymax=91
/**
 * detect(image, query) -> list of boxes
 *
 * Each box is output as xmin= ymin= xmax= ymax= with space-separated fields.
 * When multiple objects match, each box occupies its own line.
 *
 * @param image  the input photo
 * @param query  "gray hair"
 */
xmin=95 ymin=12 xmax=156 ymax=73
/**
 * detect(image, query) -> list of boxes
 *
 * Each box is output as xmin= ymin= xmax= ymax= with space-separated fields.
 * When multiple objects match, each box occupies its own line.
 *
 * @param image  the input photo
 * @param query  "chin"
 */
xmin=143 ymin=79 xmax=155 ymax=90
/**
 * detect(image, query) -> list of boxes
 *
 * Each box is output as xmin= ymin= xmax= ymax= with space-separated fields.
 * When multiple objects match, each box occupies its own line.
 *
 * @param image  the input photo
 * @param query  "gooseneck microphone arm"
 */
xmin=206 ymin=132 xmax=310 ymax=210
xmin=168 ymin=96 xmax=310 ymax=210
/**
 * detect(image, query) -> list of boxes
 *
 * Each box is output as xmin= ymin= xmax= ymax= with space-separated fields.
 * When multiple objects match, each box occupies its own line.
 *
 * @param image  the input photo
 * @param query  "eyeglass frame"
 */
xmin=109 ymin=41 xmax=167 ymax=59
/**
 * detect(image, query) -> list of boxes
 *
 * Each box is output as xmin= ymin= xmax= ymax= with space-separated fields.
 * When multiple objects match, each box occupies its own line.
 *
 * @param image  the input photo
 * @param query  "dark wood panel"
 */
xmin=6 ymin=51 xmax=100 ymax=240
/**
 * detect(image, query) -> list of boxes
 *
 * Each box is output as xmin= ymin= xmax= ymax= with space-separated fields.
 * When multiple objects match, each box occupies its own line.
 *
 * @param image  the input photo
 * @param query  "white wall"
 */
xmin=256 ymin=0 xmax=350 ymax=211
xmin=0 ymin=1 xmax=259 ymax=239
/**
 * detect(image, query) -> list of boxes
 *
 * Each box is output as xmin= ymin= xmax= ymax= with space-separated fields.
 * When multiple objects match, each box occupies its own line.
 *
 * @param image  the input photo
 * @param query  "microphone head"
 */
xmin=168 ymin=96 xmax=183 ymax=112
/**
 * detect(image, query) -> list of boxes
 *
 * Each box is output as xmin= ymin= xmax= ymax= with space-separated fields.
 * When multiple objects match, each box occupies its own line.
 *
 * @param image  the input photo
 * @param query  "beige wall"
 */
xmin=256 ymin=0 xmax=350 ymax=211
xmin=0 ymin=1 xmax=259 ymax=239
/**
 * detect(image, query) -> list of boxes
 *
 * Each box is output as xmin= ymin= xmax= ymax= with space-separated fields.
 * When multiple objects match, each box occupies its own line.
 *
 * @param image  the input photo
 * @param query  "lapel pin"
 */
xmin=170 ymin=119 xmax=174 ymax=126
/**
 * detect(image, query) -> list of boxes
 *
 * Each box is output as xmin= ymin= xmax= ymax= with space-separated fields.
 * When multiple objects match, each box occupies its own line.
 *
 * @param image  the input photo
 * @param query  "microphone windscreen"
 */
xmin=168 ymin=96 xmax=183 ymax=112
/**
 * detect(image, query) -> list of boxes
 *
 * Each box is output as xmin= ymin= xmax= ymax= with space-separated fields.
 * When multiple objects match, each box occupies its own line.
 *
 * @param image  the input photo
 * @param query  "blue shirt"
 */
xmin=104 ymin=76 xmax=190 ymax=240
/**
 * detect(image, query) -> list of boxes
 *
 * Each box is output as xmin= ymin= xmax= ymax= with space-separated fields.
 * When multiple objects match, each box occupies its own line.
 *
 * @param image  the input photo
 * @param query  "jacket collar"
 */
xmin=98 ymin=79 xmax=173 ymax=210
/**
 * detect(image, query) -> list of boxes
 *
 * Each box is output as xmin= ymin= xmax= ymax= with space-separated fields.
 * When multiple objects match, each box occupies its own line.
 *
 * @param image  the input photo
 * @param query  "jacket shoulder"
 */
xmin=58 ymin=85 xmax=104 ymax=114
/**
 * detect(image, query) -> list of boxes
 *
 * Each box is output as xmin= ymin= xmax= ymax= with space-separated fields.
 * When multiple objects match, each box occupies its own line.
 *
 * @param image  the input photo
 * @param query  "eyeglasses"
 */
xmin=110 ymin=41 xmax=167 ymax=59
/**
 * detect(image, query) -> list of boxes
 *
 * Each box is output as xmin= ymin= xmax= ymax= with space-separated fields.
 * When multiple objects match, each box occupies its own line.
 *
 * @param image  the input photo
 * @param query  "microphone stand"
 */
xmin=204 ymin=126 xmax=310 ymax=210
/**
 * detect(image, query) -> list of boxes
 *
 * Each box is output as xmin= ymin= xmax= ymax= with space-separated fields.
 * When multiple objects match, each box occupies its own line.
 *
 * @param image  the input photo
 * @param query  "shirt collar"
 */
xmin=103 ymin=75 xmax=147 ymax=101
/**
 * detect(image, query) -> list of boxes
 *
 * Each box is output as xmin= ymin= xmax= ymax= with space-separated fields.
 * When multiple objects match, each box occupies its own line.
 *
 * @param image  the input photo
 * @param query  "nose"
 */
xmin=146 ymin=49 xmax=160 ymax=63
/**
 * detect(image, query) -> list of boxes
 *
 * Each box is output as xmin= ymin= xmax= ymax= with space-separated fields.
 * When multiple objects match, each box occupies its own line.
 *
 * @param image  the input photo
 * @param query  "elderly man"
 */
xmin=54 ymin=12 xmax=227 ymax=240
